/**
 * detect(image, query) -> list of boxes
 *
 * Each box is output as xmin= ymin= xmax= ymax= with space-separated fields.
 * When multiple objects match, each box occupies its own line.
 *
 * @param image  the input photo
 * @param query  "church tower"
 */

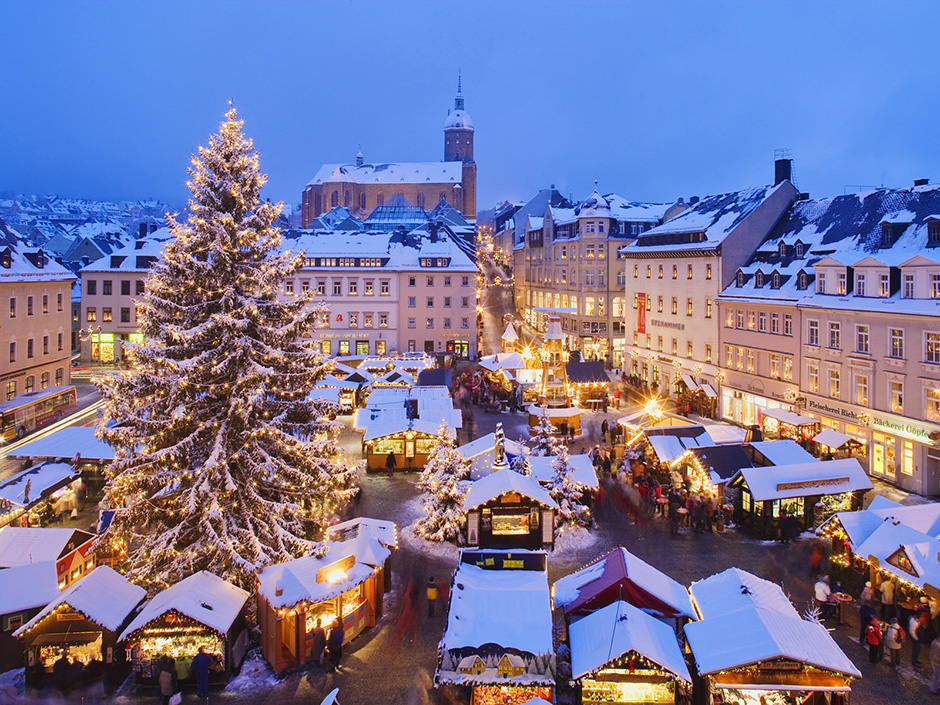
xmin=444 ymin=73 xmax=476 ymax=218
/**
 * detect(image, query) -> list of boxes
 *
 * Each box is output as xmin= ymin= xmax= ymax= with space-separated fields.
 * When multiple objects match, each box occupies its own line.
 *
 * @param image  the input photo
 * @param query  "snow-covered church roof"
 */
xmin=307 ymin=162 xmax=463 ymax=187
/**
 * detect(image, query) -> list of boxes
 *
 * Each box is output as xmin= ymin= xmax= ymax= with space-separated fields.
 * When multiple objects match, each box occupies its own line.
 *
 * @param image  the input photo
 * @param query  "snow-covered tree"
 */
xmin=548 ymin=445 xmax=592 ymax=528
xmin=416 ymin=422 xmax=470 ymax=543
xmin=529 ymin=405 xmax=560 ymax=457
xmin=96 ymin=107 xmax=357 ymax=591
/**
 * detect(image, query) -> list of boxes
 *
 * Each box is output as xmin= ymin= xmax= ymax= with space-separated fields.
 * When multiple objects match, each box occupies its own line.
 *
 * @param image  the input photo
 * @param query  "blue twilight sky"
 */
xmin=1 ymin=1 xmax=939 ymax=213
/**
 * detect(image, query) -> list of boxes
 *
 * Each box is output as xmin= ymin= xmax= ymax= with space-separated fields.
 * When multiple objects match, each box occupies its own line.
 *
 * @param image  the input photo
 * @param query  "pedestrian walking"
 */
xmin=885 ymin=617 xmax=905 ymax=668
xmin=386 ymin=451 xmax=397 ymax=477
xmin=427 ymin=576 xmax=439 ymax=617
xmin=309 ymin=618 xmax=326 ymax=666
xmin=159 ymin=658 xmax=178 ymax=705
xmin=866 ymin=616 xmax=883 ymax=664
xmin=859 ymin=599 xmax=876 ymax=647
xmin=327 ymin=617 xmax=345 ymax=670
xmin=191 ymin=646 xmax=213 ymax=698
xmin=601 ymin=419 xmax=609 ymax=444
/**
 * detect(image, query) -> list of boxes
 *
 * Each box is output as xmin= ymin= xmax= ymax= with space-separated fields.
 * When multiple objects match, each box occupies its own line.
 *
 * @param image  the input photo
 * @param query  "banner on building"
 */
xmin=637 ymin=293 xmax=646 ymax=334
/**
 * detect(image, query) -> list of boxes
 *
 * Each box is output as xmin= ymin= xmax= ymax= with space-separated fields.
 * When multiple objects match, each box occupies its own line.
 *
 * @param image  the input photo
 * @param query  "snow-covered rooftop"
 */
xmin=526 ymin=454 xmax=599 ymax=491
xmin=0 ymin=560 xmax=60 ymax=615
xmin=6 ymin=426 xmax=116 ymax=461
xmin=690 ymin=567 xmax=797 ymax=620
xmin=14 ymin=565 xmax=146 ymax=636
xmin=0 ymin=526 xmax=94 ymax=568
xmin=734 ymin=458 xmax=872 ymax=502
xmin=569 ymin=600 xmax=691 ymax=682
xmin=307 ymin=162 xmax=464 ymax=187
xmin=0 ymin=462 xmax=82 ymax=515
xmin=442 ymin=555 xmax=553 ymax=655
xmin=463 ymin=469 xmax=558 ymax=511
xmin=120 ymin=571 xmax=249 ymax=642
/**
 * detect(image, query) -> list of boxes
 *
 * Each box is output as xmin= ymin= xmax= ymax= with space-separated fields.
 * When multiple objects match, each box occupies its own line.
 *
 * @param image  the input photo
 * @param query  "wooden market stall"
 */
xmin=436 ymin=549 xmax=555 ymax=705
xmin=526 ymin=404 xmax=581 ymax=437
xmin=0 ymin=526 xmax=96 ymax=589
xmin=526 ymin=454 xmax=599 ymax=506
xmin=119 ymin=571 xmax=250 ymax=688
xmin=565 ymin=361 xmax=610 ymax=410
xmin=256 ymin=530 xmax=393 ymax=674
xmin=759 ymin=408 xmax=821 ymax=443
xmin=569 ymin=600 xmax=692 ymax=705
xmin=552 ymin=547 xmax=695 ymax=626
xmin=685 ymin=567 xmax=860 ymax=705
xmin=363 ymin=419 xmax=453 ymax=473
xmin=0 ymin=462 xmax=84 ymax=529
xmin=6 ymin=426 xmax=116 ymax=499
xmin=729 ymin=458 xmax=871 ymax=539
xmin=14 ymin=566 xmax=146 ymax=691
xmin=463 ymin=466 xmax=558 ymax=551
xmin=0 ymin=561 xmax=59 ymax=671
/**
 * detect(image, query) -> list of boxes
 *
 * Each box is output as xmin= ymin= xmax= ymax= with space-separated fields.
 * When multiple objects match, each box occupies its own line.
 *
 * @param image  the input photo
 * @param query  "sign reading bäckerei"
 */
xmin=805 ymin=394 xmax=938 ymax=444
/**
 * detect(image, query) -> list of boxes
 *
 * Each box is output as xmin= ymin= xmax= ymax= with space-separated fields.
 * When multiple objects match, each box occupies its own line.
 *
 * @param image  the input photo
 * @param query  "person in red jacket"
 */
xmin=866 ymin=616 xmax=883 ymax=664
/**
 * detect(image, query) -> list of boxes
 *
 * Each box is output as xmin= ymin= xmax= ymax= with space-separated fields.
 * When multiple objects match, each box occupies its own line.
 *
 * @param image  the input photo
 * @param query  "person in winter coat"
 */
xmin=159 ymin=658 xmax=178 ymax=705
xmin=931 ymin=636 xmax=940 ymax=693
xmin=52 ymin=653 xmax=70 ymax=694
xmin=327 ymin=617 xmax=345 ymax=671
xmin=884 ymin=617 xmax=905 ymax=668
xmin=866 ymin=616 xmax=883 ymax=663
xmin=859 ymin=600 xmax=876 ymax=647
xmin=309 ymin=617 xmax=326 ymax=666
xmin=426 ymin=576 xmax=439 ymax=617
xmin=860 ymin=581 xmax=875 ymax=605
xmin=880 ymin=579 xmax=896 ymax=621
xmin=386 ymin=452 xmax=397 ymax=477
xmin=191 ymin=646 xmax=214 ymax=698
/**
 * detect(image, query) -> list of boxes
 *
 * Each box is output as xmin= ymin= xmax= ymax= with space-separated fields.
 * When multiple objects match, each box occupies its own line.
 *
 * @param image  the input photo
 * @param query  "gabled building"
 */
xmin=621 ymin=168 xmax=798 ymax=404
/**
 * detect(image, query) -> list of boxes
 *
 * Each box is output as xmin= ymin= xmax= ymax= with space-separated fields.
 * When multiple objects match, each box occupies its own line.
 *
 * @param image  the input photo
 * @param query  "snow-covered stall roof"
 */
xmin=685 ymin=605 xmax=861 ymax=679
xmin=479 ymin=351 xmax=526 ymax=372
xmin=525 ymin=404 xmax=581 ymax=419
xmin=6 ymin=426 xmax=116 ymax=461
xmin=553 ymin=547 xmax=694 ymax=620
xmin=569 ymin=600 xmax=691 ymax=683
xmin=13 ymin=566 xmax=146 ymax=636
xmin=679 ymin=445 xmax=754 ymax=485
xmin=362 ymin=416 xmax=459 ymax=442
xmin=526 ymin=455 xmax=599 ymax=491
xmin=852 ymin=521 xmax=940 ymax=591
xmin=617 ymin=410 xmax=694 ymax=430
xmin=689 ymin=567 xmax=798 ymax=620
xmin=257 ymin=535 xmax=391 ymax=610
xmin=0 ymin=462 xmax=82 ymax=514
xmin=0 ymin=561 xmax=60 ymax=615
xmin=119 ymin=571 xmax=249 ymax=642
xmin=501 ymin=322 xmax=519 ymax=342
xmin=458 ymin=432 xmax=527 ymax=481
xmin=0 ymin=527 xmax=94 ymax=568
xmin=813 ymin=429 xmax=858 ymax=450
xmin=442 ymin=558 xmax=553 ymax=655
xmin=734 ymin=458 xmax=871 ymax=502
xmin=328 ymin=517 xmax=398 ymax=548
xmin=644 ymin=426 xmax=715 ymax=463
xmin=308 ymin=387 xmax=340 ymax=405
xmin=749 ymin=440 xmax=814 ymax=465
xmin=463 ymin=469 xmax=558 ymax=511
xmin=760 ymin=408 xmax=820 ymax=427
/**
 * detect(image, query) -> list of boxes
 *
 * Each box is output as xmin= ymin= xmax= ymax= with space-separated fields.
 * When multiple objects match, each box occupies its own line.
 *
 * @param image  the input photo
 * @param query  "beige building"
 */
xmin=0 ymin=245 xmax=74 ymax=401
xmin=301 ymin=80 xmax=476 ymax=224
xmin=718 ymin=181 xmax=940 ymax=495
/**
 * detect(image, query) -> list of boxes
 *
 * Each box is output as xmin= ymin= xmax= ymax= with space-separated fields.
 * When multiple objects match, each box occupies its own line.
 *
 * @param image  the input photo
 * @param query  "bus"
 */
xmin=0 ymin=385 xmax=77 ymax=442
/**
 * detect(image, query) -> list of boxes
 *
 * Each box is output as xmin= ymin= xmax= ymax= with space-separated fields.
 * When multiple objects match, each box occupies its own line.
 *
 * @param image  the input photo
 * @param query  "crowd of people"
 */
xmin=28 ymin=652 xmax=106 ymax=700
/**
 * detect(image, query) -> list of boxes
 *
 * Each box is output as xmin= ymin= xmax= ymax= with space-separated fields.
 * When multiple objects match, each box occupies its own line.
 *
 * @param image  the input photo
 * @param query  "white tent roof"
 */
xmin=14 ymin=566 xmax=146 ymax=636
xmin=0 ymin=462 xmax=82 ymax=511
xmin=569 ymin=600 xmax=691 ymax=682
xmin=120 ymin=571 xmax=249 ymax=641
xmin=463 ymin=469 xmax=558 ymax=511
xmin=813 ymin=429 xmax=857 ymax=449
xmin=853 ymin=521 xmax=940 ymax=590
xmin=362 ymin=415 xmax=459 ymax=442
xmin=0 ymin=561 xmax=60 ymax=615
xmin=328 ymin=517 xmax=397 ymax=548
xmin=501 ymin=322 xmax=519 ymax=342
xmin=761 ymin=407 xmax=819 ymax=427
xmin=735 ymin=458 xmax=872 ymax=502
xmin=526 ymin=454 xmax=599 ymax=491
xmin=6 ymin=426 xmax=115 ymax=461
xmin=442 ymin=558 xmax=552 ymax=655
xmin=747 ymin=440 xmax=816 ymax=466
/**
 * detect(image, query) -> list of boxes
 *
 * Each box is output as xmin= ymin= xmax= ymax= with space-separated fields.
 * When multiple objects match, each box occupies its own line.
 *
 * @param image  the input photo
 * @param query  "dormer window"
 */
xmin=795 ymin=241 xmax=805 ymax=257
xmin=929 ymin=219 xmax=940 ymax=247
xmin=755 ymin=271 xmax=764 ymax=288
xmin=771 ymin=272 xmax=781 ymax=289
xmin=881 ymin=223 xmax=895 ymax=248
xmin=855 ymin=274 xmax=866 ymax=297
xmin=837 ymin=272 xmax=847 ymax=295
xmin=736 ymin=271 xmax=745 ymax=287
xmin=778 ymin=241 xmax=787 ymax=257
xmin=797 ymin=271 xmax=808 ymax=290
xmin=0 ymin=248 xmax=11 ymax=269
xmin=816 ymin=271 xmax=826 ymax=293
xmin=879 ymin=273 xmax=890 ymax=297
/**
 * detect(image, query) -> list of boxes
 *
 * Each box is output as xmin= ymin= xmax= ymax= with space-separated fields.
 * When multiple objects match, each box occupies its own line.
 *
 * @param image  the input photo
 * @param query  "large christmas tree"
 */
xmin=415 ymin=422 xmax=470 ymax=544
xmin=96 ymin=107 xmax=357 ymax=591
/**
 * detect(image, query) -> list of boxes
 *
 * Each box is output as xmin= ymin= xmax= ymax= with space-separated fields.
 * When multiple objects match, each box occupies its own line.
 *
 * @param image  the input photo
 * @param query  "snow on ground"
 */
xmin=225 ymin=651 xmax=278 ymax=693
xmin=400 ymin=518 xmax=462 ymax=561
xmin=551 ymin=523 xmax=599 ymax=555
xmin=0 ymin=669 xmax=23 ymax=701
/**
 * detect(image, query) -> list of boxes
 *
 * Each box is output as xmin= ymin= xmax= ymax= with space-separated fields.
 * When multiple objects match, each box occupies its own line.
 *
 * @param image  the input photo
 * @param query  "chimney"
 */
xmin=914 ymin=178 xmax=929 ymax=187
xmin=429 ymin=222 xmax=439 ymax=242
xmin=689 ymin=196 xmax=700 ymax=205
xmin=774 ymin=159 xmax=792 ymax=186
xmin=139 ymin=223 xmax=148 ymax=238
xmin=149 ymin=223 xmax=157 ymax=234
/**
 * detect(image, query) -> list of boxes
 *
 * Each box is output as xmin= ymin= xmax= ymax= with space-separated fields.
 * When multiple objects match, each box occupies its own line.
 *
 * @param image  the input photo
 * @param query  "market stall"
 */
xmin=436 ymin=549 xmax=555 ymax=705
xmin=759 ymin=408 xmax=821 ymax=443
xmin=552 ymin=547 xmax=694 ymax=627
xmin=729 ymin=458 xmax=871 ymax=538
xmin=813 ymin=429 xmax=864 ymax=458
xmin=256 ymin=529 xmax=393 ymax=673
xmin=0 ymin=526 xmax=96 ymax=589
xmin=0 ymin=462 xmax=84 ymax=529
xmin=526 ymin=454 xmax=599 ymax=505
xmin=463 ymin=465 xmax=558 ymax=550
xmin=14 ymin=566 xmax=146 ymax=691
xmin=119 ymin=571 xmax=250 ymax=688
xmin=0 ymin=561 xmax=59 ymax=671
xmin=526 ymin=404 xmax=581 ymax=437
xmin=363 ymin=419 xmax=455 ymax=473
xmin=328 ymin=517 xmax=398 ymax=593
xmin=565 ymin=361 xmax=610 ymax=410
xmin=569 ymin=600 xmax=691 ymax=704
xmin=5 ymin=426 xmax=116 ymax=499
xmin=458 ymin=432 xmax=528 ymax=481
xmin=669 ymin=444 xmax=754 ymax=507
xmin=685 ymin=567 xmax=860 ymax=705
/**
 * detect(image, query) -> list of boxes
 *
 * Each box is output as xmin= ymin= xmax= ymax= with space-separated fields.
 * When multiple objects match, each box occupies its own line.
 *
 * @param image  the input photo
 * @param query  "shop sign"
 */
xmin=806 ymin=397 xmax=864 ymax=422
xmin=870 ymin=414 xmax=938 ymax=444
xmin=500 ymin=491 xmax=522 ymax=504
xmin=650 ymin=318 xmax=685 ymax=331
xmin=777 ymin=477 xmax=849 ymax=492
xmin=316 ymin=554 xmax=355 ymax=583
xmin=56 ymin=613 xmax=84 ymax=621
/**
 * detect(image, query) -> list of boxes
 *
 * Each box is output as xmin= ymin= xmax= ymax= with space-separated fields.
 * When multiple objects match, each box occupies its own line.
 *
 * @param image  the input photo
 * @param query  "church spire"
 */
xmin=455 ymin=70 xmax=464 ymax=112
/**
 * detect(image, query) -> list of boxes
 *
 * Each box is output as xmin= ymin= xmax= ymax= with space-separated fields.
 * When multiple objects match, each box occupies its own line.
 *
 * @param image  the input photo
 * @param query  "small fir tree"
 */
xmin=96 ymin=106 xmax=357 ymax=591
xmin=416 ymin=422 xmax=470 ymax=544
xmin=529 ymin=405 xmax=560 ymax=457
xmin=548 ymin=445 xmax=592 ymax=527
